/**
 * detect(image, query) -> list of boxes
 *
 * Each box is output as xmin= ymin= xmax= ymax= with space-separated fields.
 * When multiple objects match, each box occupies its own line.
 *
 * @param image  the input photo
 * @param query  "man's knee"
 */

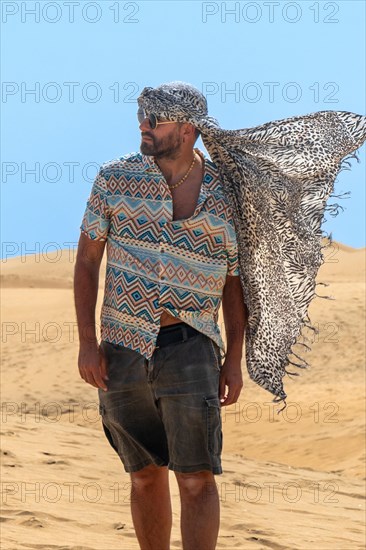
xmin=175 ymin=470 xmax=217 ymax=499
xmin=130 ymin=464 xmax=168 ymax=490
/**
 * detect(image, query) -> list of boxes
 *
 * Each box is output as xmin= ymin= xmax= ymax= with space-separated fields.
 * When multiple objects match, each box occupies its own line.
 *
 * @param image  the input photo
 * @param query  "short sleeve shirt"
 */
xmin=80 ymin=150 xmax=239 ymax=359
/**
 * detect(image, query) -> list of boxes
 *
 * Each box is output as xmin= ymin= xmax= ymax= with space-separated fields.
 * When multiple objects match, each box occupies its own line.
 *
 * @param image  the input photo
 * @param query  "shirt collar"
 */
xmin=141 ymin=153 xmax=157 ymax=172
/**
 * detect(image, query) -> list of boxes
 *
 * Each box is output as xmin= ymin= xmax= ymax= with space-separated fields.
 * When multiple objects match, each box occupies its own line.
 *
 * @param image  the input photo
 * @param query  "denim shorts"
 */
xmin=98 ymin=326 xmax=223 ymax=475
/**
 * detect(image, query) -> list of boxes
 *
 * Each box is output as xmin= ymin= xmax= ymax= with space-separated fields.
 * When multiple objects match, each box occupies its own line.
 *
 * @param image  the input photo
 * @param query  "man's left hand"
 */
xmin=219 ymin=359 xmax=243 ymax=406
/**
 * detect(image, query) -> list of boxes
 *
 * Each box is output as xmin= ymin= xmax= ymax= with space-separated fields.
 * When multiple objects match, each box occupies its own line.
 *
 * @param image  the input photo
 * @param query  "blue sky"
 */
xmin=1 ymin=0 xmax=365 ymax=259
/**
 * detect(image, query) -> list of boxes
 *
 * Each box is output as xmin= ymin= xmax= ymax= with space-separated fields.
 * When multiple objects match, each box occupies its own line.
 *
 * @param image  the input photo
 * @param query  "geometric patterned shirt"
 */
xmin=80 ymin=149 xmax=239 ymax=360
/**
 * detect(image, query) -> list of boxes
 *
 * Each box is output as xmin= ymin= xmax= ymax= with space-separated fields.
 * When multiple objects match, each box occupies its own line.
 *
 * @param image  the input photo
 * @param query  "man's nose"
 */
xmin=139 ymin=118 xmax=151 ymax=132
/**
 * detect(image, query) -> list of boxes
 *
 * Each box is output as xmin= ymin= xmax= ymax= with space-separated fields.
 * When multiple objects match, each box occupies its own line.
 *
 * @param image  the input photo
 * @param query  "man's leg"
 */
xmin=175 ymin=470 xmax=219 ymax=550
xmin=152 ymin=331 xmax=223 ymax=549
xmin=97 ymin=342 xmax=172 ymax=549
xmin=130 ymin=464 xmax=172 ymax=550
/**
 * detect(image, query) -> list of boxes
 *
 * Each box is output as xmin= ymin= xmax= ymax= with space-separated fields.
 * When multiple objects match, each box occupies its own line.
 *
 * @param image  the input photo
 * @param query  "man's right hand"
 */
xmin=78 ymin=343 xmax=109 ymax=391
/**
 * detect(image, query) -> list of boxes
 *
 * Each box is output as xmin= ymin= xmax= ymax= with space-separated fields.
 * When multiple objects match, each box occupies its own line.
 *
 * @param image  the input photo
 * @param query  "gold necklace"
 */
xmin=166 ymin=152 xmax=197 ymax=190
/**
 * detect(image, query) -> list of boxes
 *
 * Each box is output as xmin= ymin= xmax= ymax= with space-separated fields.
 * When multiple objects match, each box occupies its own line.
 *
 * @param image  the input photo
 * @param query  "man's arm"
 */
xmin=220 ymin=274 xmax=248 ymax=406
xmin=74 ymin=232 xmax=108 ymax=390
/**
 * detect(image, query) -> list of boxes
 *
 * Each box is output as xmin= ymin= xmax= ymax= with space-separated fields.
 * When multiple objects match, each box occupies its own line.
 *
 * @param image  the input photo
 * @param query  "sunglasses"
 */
xmin=137 ymin=109 xmax=177 ymax=130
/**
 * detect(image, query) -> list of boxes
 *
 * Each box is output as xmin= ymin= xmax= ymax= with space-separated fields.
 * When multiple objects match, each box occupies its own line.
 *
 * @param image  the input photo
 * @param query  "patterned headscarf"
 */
xmin=137 ymin=81 xmax=366 ymax=411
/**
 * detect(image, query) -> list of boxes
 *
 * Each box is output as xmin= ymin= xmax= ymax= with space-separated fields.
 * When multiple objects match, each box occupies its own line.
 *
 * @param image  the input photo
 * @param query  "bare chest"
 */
xmin=170 ymin=180 xmax=202 ymax=221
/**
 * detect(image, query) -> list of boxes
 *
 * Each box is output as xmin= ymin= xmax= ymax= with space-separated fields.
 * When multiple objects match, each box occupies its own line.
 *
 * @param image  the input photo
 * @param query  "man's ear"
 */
xmin=181 ymin=122 xmax=196 ymax=141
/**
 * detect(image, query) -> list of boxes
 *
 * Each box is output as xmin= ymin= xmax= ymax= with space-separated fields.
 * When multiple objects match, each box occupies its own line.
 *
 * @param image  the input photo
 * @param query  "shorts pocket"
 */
xmin=205 ymin=396 xmax=223 ymax=456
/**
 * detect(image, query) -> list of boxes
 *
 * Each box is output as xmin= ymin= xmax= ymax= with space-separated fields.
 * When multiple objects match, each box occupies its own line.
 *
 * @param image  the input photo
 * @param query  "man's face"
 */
xmin=139 ymin=116 xmax=184 ymax=159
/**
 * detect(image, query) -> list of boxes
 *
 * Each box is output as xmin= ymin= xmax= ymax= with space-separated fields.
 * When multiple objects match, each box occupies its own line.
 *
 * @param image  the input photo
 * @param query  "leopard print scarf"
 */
xmin=137 ymin=82 xmax=366 ymax=411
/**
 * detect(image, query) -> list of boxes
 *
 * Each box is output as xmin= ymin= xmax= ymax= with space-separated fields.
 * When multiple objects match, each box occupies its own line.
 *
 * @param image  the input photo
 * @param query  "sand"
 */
xmin=1 ymin=240 xmax=365 ymax=550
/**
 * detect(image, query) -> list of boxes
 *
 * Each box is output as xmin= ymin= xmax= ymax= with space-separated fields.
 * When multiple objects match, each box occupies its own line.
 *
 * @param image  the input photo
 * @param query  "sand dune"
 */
xmin=1 ymin=240 xmax=365 ymax=549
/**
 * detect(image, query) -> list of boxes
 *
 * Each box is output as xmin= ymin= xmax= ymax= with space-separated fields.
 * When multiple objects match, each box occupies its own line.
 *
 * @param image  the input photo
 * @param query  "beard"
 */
xmin=140 ymin=127 xmax=183 ymax=159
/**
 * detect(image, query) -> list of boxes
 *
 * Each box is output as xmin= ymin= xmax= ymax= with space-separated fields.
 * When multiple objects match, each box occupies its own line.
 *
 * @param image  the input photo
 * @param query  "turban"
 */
xmin=137 ymin=81 xmax=366 ymax=410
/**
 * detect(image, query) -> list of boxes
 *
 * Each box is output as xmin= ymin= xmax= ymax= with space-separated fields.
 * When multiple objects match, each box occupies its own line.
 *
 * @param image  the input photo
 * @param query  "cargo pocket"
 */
xmin=205 ymin=396 xmax=223 ymax=456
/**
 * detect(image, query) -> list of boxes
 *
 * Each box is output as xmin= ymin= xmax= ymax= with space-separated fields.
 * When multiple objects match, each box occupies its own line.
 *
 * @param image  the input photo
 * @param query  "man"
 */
xmin=74 ymin=82 xmax=248 ymax=550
